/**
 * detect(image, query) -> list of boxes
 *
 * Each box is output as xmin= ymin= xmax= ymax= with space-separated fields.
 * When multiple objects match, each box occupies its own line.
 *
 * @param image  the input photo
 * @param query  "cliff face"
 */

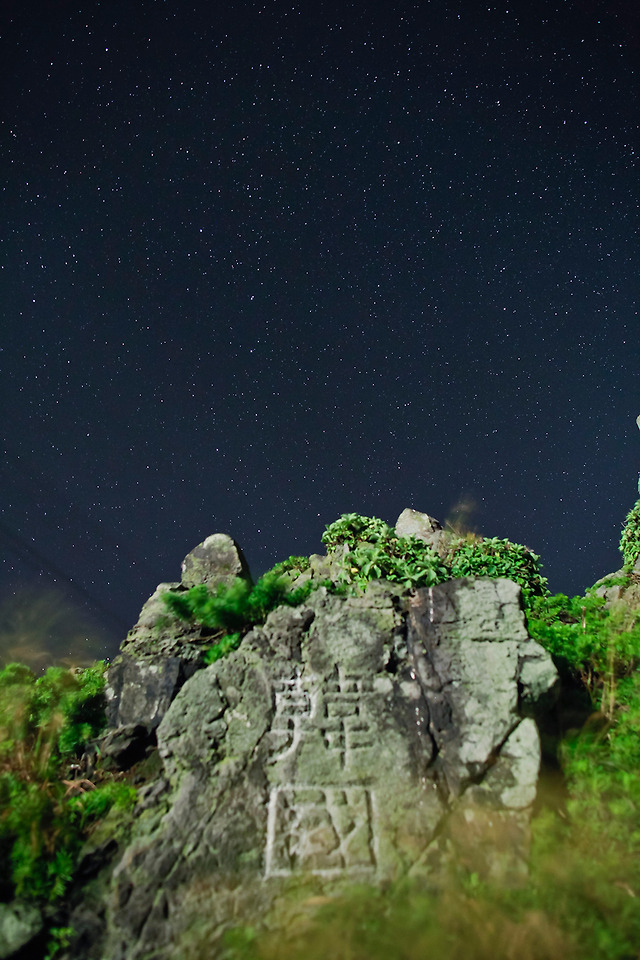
xmin=55 ymin=512 xmax=558 ymax=960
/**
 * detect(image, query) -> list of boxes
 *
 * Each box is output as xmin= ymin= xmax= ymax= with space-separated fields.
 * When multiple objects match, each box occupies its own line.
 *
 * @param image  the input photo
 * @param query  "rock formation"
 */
xmin=1 ymin=512 xmax=560 ymax=960
xmin=56 ymin=512 xmax=558 ymax=960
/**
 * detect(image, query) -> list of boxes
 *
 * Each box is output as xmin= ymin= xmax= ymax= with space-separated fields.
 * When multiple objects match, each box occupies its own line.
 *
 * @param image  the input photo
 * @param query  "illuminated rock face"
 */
xmin=82 ymin=576 xmax=557 ymax=960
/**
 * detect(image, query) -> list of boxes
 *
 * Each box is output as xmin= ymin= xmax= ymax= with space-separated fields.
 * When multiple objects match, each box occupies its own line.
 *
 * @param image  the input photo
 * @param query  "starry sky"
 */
xmin=1 ymin=0 xmax=639 ymax=663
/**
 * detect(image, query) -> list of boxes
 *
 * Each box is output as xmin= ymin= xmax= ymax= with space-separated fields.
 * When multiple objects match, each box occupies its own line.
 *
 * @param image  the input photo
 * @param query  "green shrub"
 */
xmin=319 ymin=514 xmax=449 ymax=591
xmin=528 ymin=591 xmax=640 ymax=717
xmin=163 ymin=571 xmax=315 ymax=662
xmin=620 ymin=499 xmax=640 ymax=569
xmin=342 ymin=536 xmax=450 ymax=591
xmin=0 ymin=661 xmax=135 ymax=902
xmin=322 ymin=513 xmax=394 ymax=550
xmin=449 ymin=536 xmax=548 ymax=606
xmin=268 ymin=556 xmax=311 ymax=578
xmin=321 ymin=515 xmax=550 ymax=603
xmin=203 ymin=632 xmax=243 ymax=665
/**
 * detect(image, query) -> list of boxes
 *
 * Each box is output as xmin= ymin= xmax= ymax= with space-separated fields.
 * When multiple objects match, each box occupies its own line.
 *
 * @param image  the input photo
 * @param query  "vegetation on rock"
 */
xmin=340 ymin=535 xmax=449 ymax=590
xmin=448 ymin=535 xmax=549 ymax=604
xmin=163 ymin=570 xmax=315 ymax=663
xmin=5 ymin=503 xmax=640 ymax=959
xmin=165 ymin=513 xmax=552 ymax=664
xmin=323 ymin=513 xmax=548 ymax=605
xmin=620 ymin=498 xmax=640 ymax=570
xmin=528 ymin=588 xmax=640 ymax=717
xmin=0 ymin=663 xmax=136 ymax=904
xmin=321 ymin=513 xmax=395 ymax=549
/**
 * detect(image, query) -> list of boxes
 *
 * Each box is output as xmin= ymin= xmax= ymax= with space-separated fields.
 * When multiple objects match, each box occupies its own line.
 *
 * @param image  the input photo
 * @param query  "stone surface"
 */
xmin=104 ymin=534 xmax=249 ymax=731
xmin=99 ymin=723 xmax=156 ymax=771
xmin=395 ymin=508 xmax=443 ymax=537
xmin=592 ymin=568 xmax=640 ymax=611
xmin=70 ymin=575 xmax=557 ymax=959
xmin=395 ymin=508 xmax=451 ymax=557
xmin=407 ymin=578 xmax=556 ymax=795
xmin=0 ymin=901 xmax=43 ymax=959
xmin=181 ymin=533 xmax=251 ymax=589
xmin=104 ymin=654 xmax=197 ymax=731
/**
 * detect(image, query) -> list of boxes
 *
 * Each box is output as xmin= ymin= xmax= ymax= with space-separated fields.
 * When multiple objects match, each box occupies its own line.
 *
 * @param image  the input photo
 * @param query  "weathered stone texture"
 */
xmin=0 ymin=901 xmax=43 ymax=959
xmin=180 ymin=533 xmax=251 ymax=589
xmin=75 ymin=575 xmax=557 ymax=960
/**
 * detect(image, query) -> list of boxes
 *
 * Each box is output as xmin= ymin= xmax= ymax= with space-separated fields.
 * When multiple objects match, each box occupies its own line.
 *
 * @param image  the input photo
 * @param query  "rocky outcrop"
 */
xmin=180 ymin=532 xmax=251 ymax=589
xmin=592 ymin=558 xmax=640 ymax=609
xmin=104 ymin=534 xmax=249 ymax=731
xmin=63 ymin=524 xmax=557 ymax=960
xmin=0 ymin=511 xmax=562 ymax=960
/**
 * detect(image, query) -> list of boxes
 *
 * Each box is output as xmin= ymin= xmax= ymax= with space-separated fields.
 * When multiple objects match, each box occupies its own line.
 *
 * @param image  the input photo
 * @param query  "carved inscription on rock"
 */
xmin=269 ymin=670 xmax=313 ymax=764
xmin=265 ymin=786 xmax=376 ymax=877
xmin=265 ymin=667 xmax=378 ymax=877
xmin=321 ymin=671 xmax=374 ymax=768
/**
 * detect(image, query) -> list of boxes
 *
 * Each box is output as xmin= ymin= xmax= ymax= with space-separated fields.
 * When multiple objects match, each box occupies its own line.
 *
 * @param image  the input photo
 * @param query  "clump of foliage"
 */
xmin=321 ymin=513 xmax=449 ymax=590
xmin=163 ymin=570 xmax=315 ymax=662
xmin=620 ymin=498 xmax=640 ymax=570
xmin=322 ymin=514 xmax=549 ymax=602
xmin=45 ymin=926 xmax=75 ymax=960
xmin=528 ymin=591 xmax=640 ymax=717
xmin=321 ymin=513 xmax=393 ymax=550
xmin=0 ymin=662 xmax=136 ymax=903
xmin=343 ymin=536 xmax=450 ymax=590
xmin=268 ymin=555 xmax=311 ymax=578
xmin=449 ymin=536 xmax=549 ymax=608
xmin=202 ymin=632 xmax=243 ymax=665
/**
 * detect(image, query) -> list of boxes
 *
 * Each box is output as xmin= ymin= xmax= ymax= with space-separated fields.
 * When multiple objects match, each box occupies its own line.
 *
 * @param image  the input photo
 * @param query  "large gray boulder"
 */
xmin=72 ymin=577 xmax=557 ymax=959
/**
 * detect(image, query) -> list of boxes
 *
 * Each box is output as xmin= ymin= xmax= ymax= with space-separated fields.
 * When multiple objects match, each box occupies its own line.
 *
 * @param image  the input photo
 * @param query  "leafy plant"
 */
xmin=322 ymin=513 xmax=394 ymax=550
xmin=528 ymin=591 xmax=640 ymax=718
xmin=619 ymin=498 xmax=640 ymax=570
xmin=163 ymin=571 xmax=315 ymax=661
xmin=449 ymin=536 xmax=549 ymax=607
xmin=0 ymin=661 xmax=135 ymax=902
xmin=45 ymin=926 xmax=75 ymax=960
xmin=342 ymin=536 xmax=450 ymax=591
xmin=319 ymin=514 xmax=450 ymax=592
xmin=268 ymin=556 xmax=311 ymax=577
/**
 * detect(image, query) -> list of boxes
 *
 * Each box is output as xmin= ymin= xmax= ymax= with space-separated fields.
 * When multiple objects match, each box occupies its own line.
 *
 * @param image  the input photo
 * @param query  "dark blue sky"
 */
xmin=1 ymin=0 xmax=639 ymax=662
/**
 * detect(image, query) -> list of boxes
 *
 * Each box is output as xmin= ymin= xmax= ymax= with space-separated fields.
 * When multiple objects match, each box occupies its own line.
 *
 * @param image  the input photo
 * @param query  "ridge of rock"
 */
xmin=59 ymin=510 xmax=559 ymax=959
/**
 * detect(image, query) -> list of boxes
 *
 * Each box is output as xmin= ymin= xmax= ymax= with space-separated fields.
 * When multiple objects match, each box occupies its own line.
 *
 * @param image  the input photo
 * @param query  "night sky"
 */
xmin=1 ymin=0 xmax=639 ymax=664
